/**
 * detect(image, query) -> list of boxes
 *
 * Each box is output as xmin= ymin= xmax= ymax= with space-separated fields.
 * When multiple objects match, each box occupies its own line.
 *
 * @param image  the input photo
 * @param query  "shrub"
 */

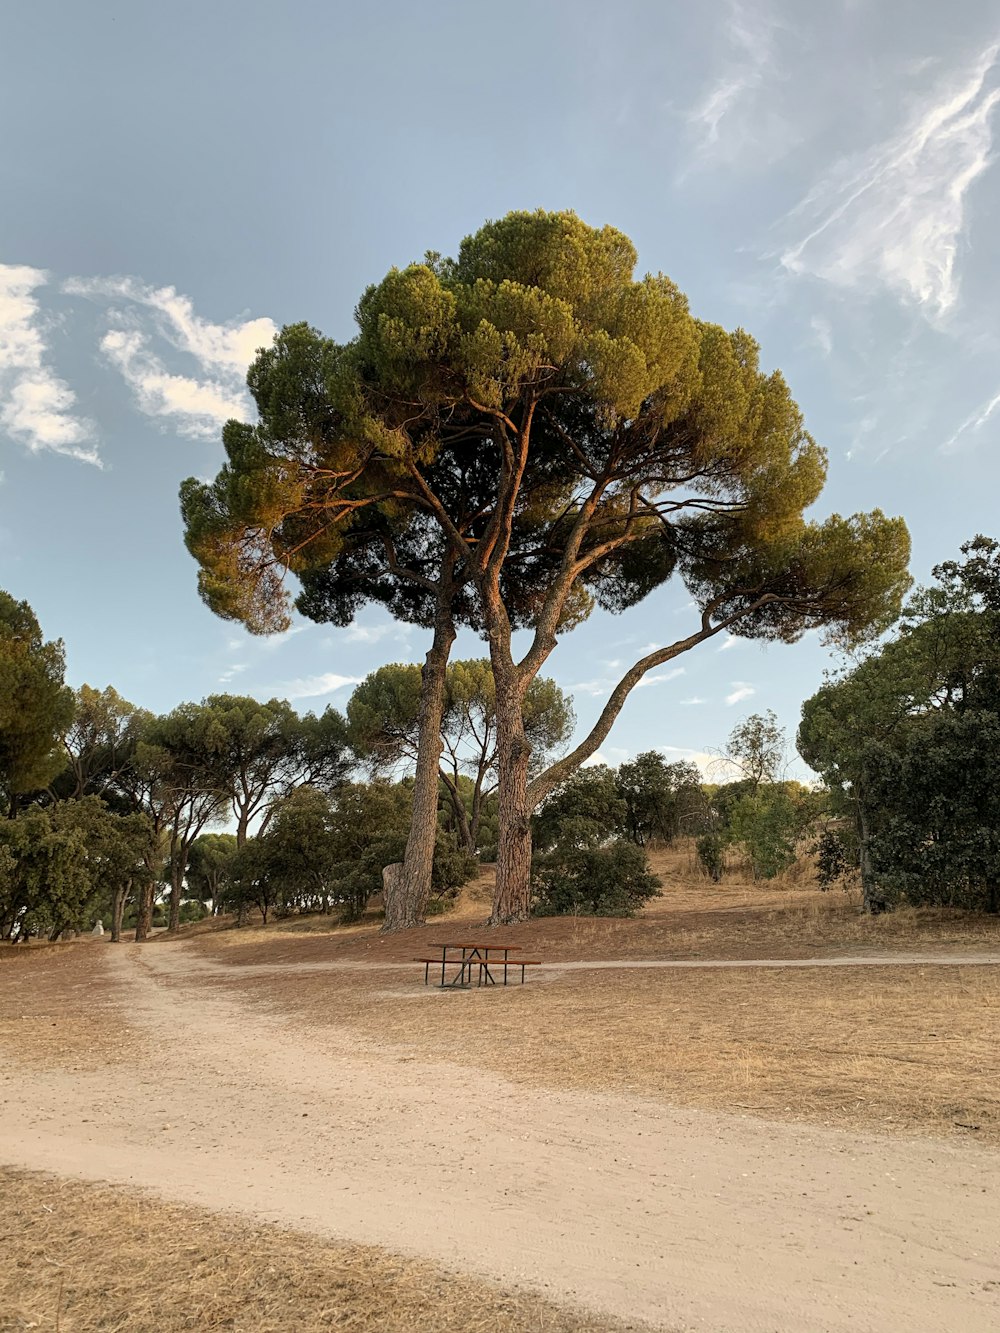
xmin=531 ymin=840 xmax=661 ymax=917
xmin=696 ymin=832 xmax=726 ymax=882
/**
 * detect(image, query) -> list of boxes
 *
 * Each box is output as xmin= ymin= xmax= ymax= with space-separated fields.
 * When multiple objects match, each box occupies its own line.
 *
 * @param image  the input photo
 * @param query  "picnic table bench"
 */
xmin=415 ymin=941 xmax=541 ymax=988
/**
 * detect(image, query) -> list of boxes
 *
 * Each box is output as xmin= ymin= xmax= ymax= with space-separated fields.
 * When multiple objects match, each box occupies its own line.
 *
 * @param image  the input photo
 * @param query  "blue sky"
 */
xmin=2 ymin=0 xmax=999 ymax=781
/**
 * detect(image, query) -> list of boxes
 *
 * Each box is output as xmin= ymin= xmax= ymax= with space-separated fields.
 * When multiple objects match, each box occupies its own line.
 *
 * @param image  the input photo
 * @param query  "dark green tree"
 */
xmin=0 ymin=591 xmax=74 ymax=814
xmin=181 ymin=210 xmax=911 ymax=926
xmin=799 ymin=536 xmax=1000 ymax=912
xmin=615 ymin=752 xmax=706 ymax=845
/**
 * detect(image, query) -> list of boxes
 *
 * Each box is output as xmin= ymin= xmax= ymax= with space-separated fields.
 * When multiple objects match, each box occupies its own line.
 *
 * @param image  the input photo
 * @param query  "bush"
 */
xmin=696 ymin=832 xmax=726 ymax=882
xmin=531 ymin=840 xmax=661 ymax=917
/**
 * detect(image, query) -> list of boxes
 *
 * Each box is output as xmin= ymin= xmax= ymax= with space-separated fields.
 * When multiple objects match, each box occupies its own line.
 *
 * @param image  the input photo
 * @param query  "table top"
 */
xmin=430 ymin=942 xmax=525 ymax=953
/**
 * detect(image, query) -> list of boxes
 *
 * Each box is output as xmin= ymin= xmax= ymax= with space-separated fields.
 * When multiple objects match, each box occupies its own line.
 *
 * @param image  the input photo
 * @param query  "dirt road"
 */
xmin=3 ymin=942 xmax=998 ymax=1332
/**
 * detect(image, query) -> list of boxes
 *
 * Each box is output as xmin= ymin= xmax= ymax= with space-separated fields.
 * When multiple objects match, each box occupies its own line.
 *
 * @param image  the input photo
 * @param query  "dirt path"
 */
xmin=4 ymin=942 xmax=999 ymax=1333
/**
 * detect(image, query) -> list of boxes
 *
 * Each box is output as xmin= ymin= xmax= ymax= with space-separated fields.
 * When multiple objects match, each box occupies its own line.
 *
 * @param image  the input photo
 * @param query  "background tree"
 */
xmin=724 ymin=710 xmax=785 ymax=793
xmin=800 ymin=536 xmax=1000 ymax=912
xmin=348 ymin=660 xmax=573 ymax=854
xmin=615 ymin=752 xmax=706 ymax=845
xmin=0 ymin=591 xmax=74 ymax=815
xmin=532 ymin=765 xmax=628 ymax=853
xmin=54 ymin=684 xmax=144 ymax=805
xmin=186 ymin=833 xmax=240 ymax=914
xmin=137 ymin=704 xmax=229 ymax=933
xmin=181 ymin=210 xmax=911 ymax=926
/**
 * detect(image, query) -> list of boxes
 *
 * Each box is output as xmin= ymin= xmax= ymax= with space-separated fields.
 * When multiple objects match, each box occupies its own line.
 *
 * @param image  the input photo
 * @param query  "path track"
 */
xmin=3 ymin=941 xmax=999 ymax=1332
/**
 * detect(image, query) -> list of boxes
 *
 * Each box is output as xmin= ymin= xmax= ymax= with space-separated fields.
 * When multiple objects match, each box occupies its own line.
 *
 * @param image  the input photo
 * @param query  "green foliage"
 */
xmin=0 ymin=798 xmax=153 ymax=941
xmin=615 ymin=752 xmax=706 ymax=845
xmin=725 ymin=710 xmax=785 ymax=790
xmin=799 ymin=535 xmax=1000 ymax=911
xmin=696 ymin=833 xmax=727 ymax=883
xmin=186 ymin=833 xmax=239 ymax=907
xmin=532 ymin=841 xmax=661 ymax=917
xmin=0 ymin=591 xmax=75 ymax=812
xmin=726 ymin=788 xmax=803 ymax=880
xmin=532 ymin=765 xmax=627 ymax=852
xmin=247 ymin=781 xmax=477 ymax=924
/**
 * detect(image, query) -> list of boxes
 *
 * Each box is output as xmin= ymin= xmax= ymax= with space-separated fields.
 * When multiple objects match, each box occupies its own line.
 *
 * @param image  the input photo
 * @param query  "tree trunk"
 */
xmin=134 ymin=876 xmax=154 ymax=941
xmin=857 ymin=796 xmax=886 ymax=914
xmin=489 ymin=665 xmax=534 ymax=924
xmin=168 ymin=856 xmax=183 ymax=933
xmin=440 ymin=770 xmax=475 ymax=854
xmin=110 ymin=879 xmax=128 ymax=943
xmin=381 ymin=599 xmax=456 ymax=933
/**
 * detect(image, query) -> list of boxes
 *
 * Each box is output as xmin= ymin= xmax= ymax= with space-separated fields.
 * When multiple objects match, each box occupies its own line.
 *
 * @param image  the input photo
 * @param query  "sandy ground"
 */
xmin=3 ymin=940 xmax=999 ymax=1333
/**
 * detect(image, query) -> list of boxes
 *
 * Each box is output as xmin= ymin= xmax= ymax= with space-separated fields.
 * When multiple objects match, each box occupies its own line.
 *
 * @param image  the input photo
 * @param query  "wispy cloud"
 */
xmin=0 ymin=264 xmax=97 ymax=463
xmin=100 ymin=329 xmax=248 ymax=439
xmin=269 ymin=672 xmax=360 ymax=701
xmin=342 ymin=619 xmax=411 ymax=645
xmin=687 ymin=2 xmax=777 ymax=157
xmin=941 ymin=385 xmax=1000 ymax=452
xmin=658 ymin=746 xmax=742 ymax=781
xmin=680 ymin=696 xmax=706 ymax=706
xmin=635 ymin=667 xmax=685 ymax=688
xmin=781 ymin=42 xmax=1000 ymax=317
xmin=716 ymin=635 xmax=738 ymax=653
xmin=568 ymin=679 xmax=611 ymax=698
xmin=65 ymin=275 xmax=276 ymax=438
xmin=725 ymin=681 xmax=756 ymax=706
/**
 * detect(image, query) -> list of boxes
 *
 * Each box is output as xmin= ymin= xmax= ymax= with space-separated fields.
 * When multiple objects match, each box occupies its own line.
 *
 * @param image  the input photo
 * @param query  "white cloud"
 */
xmin=217 ymin=663 xmax=248 ymax=684
xmin=716 ymin=634 xmax=738 ymax=653
xmin=567 ymin=679 xmax=611 ymax=698
xmin=941 ymin=385 xmax=1000 ymax=452
xmin=0 ymin=263 xmax=97 ymax=463
xmin=581 ymin=751 xmax=609 ymax=768
xmin=809 ymin=316 xmax=834 ymax=357
xmin=343 ymin=619 xmax=411 ymax=645
xmin=658 ymin=746 xmax=742 ymax=781
xmin=65 ymin=276 xmax=276 ymax=373
xmin=781 ymin=42 xmax=1000 ymax=317
xmin=635 ymin=667 xmax=685 ymax=688
xmin=65 ymin=274 xmax=276 ymax=438
xmin=687 ymin=2 xmax=777 ymax=158
xmin=101 ymin=329 xmax=248 ymax=439
xmin=680 ymin=696 xmax=706 ymax=706
xmin=272 ymin=672 xmax=361 ymax=701
xmin=725 ymin=681 xmax=756 ymax=706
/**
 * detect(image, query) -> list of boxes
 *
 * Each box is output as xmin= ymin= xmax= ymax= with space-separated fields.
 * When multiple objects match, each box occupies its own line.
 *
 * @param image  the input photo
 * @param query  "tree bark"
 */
xmin=381 ymin=578 xmax=457 ymax=933
xmin=857 ymin=795 xmax=886 ymax=914
xmin=134 ymin=876 xmax=155 ymax=941
xmin=488 ymin=647 xmax=535 ymax=923
xmin=110 ymin=878 xmax=128 ymax=943
xmin=168 ymin=840 xmax=183 ymax=933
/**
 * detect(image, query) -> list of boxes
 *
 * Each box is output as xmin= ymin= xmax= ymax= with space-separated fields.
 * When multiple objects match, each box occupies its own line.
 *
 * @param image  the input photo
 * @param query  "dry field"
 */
xmin=2 ymin=847 xmax=999 ymax=1332
xmin=184 ymin=846 xmax=1000 ymax=968
xmin=0 ymin=1168 xmax=629 ymax=1333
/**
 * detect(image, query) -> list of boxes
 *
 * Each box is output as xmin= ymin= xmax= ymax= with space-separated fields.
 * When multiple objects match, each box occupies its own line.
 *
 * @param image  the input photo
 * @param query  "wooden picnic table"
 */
xmin=418 ymin=941 xmax=539 ymax=988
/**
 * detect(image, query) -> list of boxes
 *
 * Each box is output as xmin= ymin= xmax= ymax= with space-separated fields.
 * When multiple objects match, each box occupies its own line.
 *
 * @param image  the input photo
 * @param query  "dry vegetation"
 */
xmin=172 ymin=844 xmax=1000 ymax=1145
xmin=188 ymin=844 xmax=1000 ymax=968
xmin=0 ymin=1168 xmax=632 ymax=1333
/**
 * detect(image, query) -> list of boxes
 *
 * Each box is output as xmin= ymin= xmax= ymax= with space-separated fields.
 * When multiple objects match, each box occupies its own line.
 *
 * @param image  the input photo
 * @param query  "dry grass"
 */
xmin=228 ymin=959 xmax=1000 ymax=1145
xmin=0 ymin=944 xmax=133 ymax=1071
xmin=188 ymin=843 xmax=1000 ymax=969
xmin=0 ymin=1168 xmax=632 ymax=1333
